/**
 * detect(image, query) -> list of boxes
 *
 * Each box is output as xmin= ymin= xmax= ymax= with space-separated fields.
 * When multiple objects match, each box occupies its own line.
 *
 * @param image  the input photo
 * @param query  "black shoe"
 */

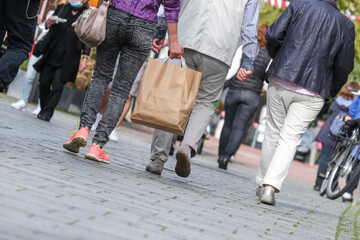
xmin=37 ymin=112 xmax=51 ymax=122
xmin=313 ymin=184 xmax=321 ymax=191
xmin=218 ymin=157 xmax=230 ymax=170
xmin=169 ymin=144 xmax=175 ymax=156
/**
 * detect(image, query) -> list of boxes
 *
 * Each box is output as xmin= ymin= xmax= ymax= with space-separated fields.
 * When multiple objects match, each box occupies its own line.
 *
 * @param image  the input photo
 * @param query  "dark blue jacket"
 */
xmin=266 ymin=0 xmax=355 ymax=100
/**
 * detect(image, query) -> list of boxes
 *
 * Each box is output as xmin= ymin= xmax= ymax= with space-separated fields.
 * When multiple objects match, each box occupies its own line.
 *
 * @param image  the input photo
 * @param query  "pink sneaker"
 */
xmin=85 ymin=143 xmax=110 ymax=163
xmin=63 ymin=127 xmax=89 ymax=153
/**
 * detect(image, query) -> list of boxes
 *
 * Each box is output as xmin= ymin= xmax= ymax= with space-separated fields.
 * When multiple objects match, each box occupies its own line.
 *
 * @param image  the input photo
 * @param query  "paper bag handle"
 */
xmin=164 ymin=57 xmax=183 ymax=68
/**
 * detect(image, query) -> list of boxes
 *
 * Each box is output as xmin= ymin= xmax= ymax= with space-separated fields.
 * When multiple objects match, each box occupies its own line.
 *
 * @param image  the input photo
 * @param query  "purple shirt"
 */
xmin=110 ymin=0 xmax=180 ymax=23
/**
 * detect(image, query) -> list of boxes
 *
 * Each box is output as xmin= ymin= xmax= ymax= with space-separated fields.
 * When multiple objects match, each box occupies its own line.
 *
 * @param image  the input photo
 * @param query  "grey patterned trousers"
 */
xmin=80 ymin=7 xmax=156 ymax=146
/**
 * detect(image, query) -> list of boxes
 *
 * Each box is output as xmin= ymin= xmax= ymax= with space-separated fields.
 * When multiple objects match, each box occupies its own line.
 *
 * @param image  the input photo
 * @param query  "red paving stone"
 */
xmin=203 ymin=135 xmax=318 ymax=186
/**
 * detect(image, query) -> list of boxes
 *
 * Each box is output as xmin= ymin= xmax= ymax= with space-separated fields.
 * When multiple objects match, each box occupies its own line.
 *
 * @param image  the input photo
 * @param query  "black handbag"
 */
xmin=32 ymin=33 xmax=48 ymax=57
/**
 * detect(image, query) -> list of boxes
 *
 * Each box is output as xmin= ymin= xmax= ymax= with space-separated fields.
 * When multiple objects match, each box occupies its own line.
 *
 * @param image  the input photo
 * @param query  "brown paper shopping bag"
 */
xmin=131 ymin=58 xmax=202 ymax=135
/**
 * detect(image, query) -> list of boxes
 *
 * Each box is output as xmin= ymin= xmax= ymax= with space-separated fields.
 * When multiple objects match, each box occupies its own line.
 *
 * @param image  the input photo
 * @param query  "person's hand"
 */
xmin=37 ymin=15 xmax=42 ymax=24
xmin=237 ymin=68 xmax=253 ymax=81
xmin=152 ymin=38 xmax=168 ymax=53
xmin=169 ymin=39 xmax=184 ymax=59
xmin=46 ymin=17 xmax=56 ymax=29
xmin=79 ymin=58 xmax=87 ymax=73
xmin=253 ymin=122 xmax=259 ymax=129
xmin=260 ymin=88 xmax=266 ymax=96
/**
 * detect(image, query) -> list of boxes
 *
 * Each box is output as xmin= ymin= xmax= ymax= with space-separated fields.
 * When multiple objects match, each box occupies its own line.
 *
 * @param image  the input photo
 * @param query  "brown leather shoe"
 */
xmin=175 ymin=144 xmax=191 ymax=178
xmin=146 ymin=159 xmax=164 ymax=175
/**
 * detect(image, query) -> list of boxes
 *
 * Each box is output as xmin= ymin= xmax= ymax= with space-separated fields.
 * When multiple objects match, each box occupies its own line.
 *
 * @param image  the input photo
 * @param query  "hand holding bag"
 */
xmin=131 ymin=57 xmax=202 ymax=136
xmin=72 ymin=0 xmax=110 ymax=48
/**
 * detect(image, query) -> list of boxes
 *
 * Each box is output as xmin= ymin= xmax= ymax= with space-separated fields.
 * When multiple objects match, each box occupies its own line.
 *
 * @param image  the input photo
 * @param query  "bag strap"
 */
xmin=97 ymin=0 xmax=110 ymax=8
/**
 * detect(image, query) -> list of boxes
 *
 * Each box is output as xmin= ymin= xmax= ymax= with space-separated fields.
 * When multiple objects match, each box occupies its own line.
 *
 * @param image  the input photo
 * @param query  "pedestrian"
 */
xmin=0 ymin=0 xmax=40 ymax=92
xmin=11 ymin=5 xmax=59 ymax=114
xmin=313 ymin=82 xmax=359 ymax=191
xmin=63 ymin=0 xmax=183 ymax=163
xmin=33 ymin=0 xmax=90 ymax=121
xmin=256 ymin=0 xmax=355 ymax=206
xmin=218 ymin=24 xmax=271 ymax=170
xmin=91 ymin=10 xmax=168 ymax=142
xmin=342 ymin=93 xmax=360 ymax=201
xmin=146 ymin=0 xmax=259 ymax=177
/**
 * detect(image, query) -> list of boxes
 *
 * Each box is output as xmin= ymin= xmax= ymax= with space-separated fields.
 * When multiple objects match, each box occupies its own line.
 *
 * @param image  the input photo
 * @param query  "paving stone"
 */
xmin=0 ymin=96 xmax=353 ymax=239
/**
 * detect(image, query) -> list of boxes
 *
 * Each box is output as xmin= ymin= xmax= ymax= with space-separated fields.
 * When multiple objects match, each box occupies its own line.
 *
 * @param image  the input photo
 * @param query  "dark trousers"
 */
xmin=219 ymin=88 xmax=259 ymax=158
xmin=315 ymin=143 xmax=334 ymax=185
xmin=0 ymin=0 xmax=39 ymax=91
xmin=346 ymin=164 xmax=360 ymax=195
xmin=39 ymin=64 xmax=64 ymax=118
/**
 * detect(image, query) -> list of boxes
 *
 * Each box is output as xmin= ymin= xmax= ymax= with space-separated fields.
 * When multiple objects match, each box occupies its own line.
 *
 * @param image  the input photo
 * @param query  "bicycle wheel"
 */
xmin=320 ymin=146 xmax=346 ymax=196
xmin=327 ymin=143 xmax=360 ymax=199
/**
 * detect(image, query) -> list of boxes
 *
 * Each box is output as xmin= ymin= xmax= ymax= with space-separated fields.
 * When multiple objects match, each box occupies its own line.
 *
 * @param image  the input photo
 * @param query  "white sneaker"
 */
xmin=109 ymin=128 xmax=119 ymax=142
xmin=342 ymin=192 xmax=353 ymax=201
xmin=91 ymin=113 xmax=102 ymax=131
xmin=32 ymin=103 xmax=41 ymax=115
xmin=11 ymin=100 xmax=26 ymax=111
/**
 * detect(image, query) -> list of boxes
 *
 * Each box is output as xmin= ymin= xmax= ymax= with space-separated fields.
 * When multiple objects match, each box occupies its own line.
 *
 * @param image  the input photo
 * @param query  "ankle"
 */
xmin=264 ymin=185 xmax=276 ymax=191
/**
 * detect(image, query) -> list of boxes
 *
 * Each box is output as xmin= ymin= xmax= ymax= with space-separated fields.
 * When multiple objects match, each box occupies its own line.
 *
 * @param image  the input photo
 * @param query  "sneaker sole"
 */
xmin=85 ymin=153 xmax=110 ymax=164
xmin=11 ymin=106 xmax=26 ymax=111
xmin=63 ymin=137 xmax=87 ymax=153
xmin=175 ymin=150 xmax=191 ymax=178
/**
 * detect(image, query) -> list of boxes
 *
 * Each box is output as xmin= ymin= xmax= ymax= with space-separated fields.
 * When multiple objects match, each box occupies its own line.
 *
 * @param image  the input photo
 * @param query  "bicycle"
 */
xmin=317 ymin=116 xmax=360 ymax=200
xmin=326 ymin=137 xmax=360 ymax=200
xmin=319 ymin=122 xmax=358 ymax=197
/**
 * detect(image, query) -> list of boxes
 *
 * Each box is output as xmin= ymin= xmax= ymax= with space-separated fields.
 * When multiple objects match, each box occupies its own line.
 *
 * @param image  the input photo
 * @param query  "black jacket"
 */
xmin=227 ymin=47 xmax=271 ymax=94
xmin=266 ymin=0 xmax=355 ymax=100
xmin=34 ymin=4 xmax=90 ymax=83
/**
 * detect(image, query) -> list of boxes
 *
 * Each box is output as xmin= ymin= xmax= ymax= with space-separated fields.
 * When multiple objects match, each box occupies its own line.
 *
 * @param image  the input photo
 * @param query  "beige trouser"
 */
xmin=256 ymin=81 xmax=325 ymax=191
xmin=150 ymin=48 xmax=229 ymax=162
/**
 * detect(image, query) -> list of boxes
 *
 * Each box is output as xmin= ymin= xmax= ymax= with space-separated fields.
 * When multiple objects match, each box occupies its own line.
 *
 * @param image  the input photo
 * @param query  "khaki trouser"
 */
xmin=150 ymin=48 xmax=229 ymax=162
xmin=256 ymin=81 xmax=325 ymax=191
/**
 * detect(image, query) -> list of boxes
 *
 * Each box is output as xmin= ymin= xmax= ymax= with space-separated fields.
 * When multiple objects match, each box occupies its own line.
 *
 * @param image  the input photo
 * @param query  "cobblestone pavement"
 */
xmin=0 ymin=96 xmax=355 ymax=240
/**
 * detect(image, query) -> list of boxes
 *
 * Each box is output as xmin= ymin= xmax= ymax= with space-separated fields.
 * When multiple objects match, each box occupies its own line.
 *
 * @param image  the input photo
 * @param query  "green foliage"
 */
xmin=259 ymin=4 xmax=283 ymax=26
xmin=19 ymin=59 xmax=29 ymax=71
xmin=337 ymin=0 xmax=360 ymax=16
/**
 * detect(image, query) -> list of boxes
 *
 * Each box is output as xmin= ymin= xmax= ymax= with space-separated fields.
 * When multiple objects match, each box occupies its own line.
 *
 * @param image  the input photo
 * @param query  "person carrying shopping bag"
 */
xmin=63 ymin=0 xmax=183 ymax=162
xmin=146 ymin=0 xmax=260 ymax=177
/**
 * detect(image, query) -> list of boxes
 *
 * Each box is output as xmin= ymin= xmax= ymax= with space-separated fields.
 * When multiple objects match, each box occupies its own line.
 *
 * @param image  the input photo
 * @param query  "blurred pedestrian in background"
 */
xmin=313 ymin=82 xmax=359 ymax=191
xmin=11 ymin=0 xmax=67 ymax=114
xmin=0 ymin=0 xmax=40 ymax=92
xmin=33 ymin=0 xmax=90 ymax=121
xmin=256 ymin=0 xmax=355 ymax=206
xmin=218 ymin=24 xmax=271 ymax=170
xmin=341 ymin=90 xmax=360 ymax=201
